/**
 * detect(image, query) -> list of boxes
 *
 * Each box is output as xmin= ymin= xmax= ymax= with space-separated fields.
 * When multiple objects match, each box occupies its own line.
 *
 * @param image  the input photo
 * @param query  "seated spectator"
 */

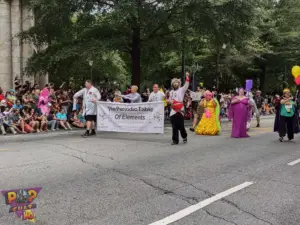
xmin=24 ymin=108 xmax=40 ymax=133
xmin=2 ymin=107 xmax=17 ymax=134
xmin=0 ymin=88 xmax=5 ymax=102
xmin=36 ymin=113 xmax=48 ymax=132
xmin=70 ymin=111 xmax=85 ymax=128
xmin=56 ymin=108 xmax=72 ymax=130
xmin=0 ymin=106 xmax=6 ymax=135
xmin=13 ymin=100 xmax=23 ymax=110
xmin=78 ymin=108 xmax=86 ymax=124
xmin=6 ymin=89 xmax=16 ymax=108
xmin=11 ymin=109 xmax=27 ymax=133
xmin=22 ymin=90 xmax=34 ymax=109
xmin=47 ymin=110 xmax=59 ymax=131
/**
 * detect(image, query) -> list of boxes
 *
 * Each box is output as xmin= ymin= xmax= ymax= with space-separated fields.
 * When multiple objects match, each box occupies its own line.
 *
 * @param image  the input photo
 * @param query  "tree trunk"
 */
xmin=259 ymin=65 xmax=266 ymax=93
xmin=131 ymin=27 xmax=141 ymax=89
xmin=216 ymin=48 xmax=221 ymax=90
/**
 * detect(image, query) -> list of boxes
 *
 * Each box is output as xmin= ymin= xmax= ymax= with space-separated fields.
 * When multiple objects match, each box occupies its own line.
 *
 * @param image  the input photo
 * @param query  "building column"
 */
xmin=0 ymin=0 xmax=12 ymax=91
xmin=21 ymin=4 xmax=35 ymax=85
xmin=11 ymin=0 xmax=21 ymax=87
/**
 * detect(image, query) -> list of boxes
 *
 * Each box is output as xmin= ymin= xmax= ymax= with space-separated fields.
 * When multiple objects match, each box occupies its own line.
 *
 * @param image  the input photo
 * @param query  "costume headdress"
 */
xmin=204 ymin=90 xmax=213 ymax=98
xmin=171 ymin=78 xmax=181 ymax=86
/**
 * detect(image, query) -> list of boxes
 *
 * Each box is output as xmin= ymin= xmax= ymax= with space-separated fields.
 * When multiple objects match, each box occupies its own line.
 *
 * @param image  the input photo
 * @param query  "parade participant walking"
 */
xmin=278 ymin=89 xmax=297 ymax=142
xmin=229 ymin=88 xmax=250 ymax=138
xmin=73 ymin=80 xmax=101 ymax=137
xmin=120 ymin=85 xmax=142 ymax=103
xmin=247 ymin=92 xmax=258 ymax=131
xmin=167 ymin=72 xmax=190 ymax=145
xmin=195 ymin=91 xmax=221 ymax=136
xmin=148 ymin=84 xmax=165 ymax=102
xmin=273 ymin=94 xmax=281 ymax=132
xmin=189 ymin=87 xmax=202 ymax=132
xmin=254 ymin=90 xmax=264 ymax=127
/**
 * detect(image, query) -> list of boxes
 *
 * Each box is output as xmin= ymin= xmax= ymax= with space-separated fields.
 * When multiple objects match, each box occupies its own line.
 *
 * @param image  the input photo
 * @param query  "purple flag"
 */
xmin=245 ymin=80 xmax=253 ymax=91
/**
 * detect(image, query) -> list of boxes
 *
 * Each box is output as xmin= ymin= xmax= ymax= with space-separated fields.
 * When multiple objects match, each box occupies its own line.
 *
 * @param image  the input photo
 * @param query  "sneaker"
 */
xmin=51 ymin=129 xmax=55 ymax=132
xmin=183 ymin=138 xmax=187 ymax=144
xmin=171 ymin=141 xmax=178 ymax=145
xmin=256 ymin=124 xmax=260 ymax=128
xmin=189 ymin=128 xmax=195 ymax=132
xmin=56 ymin=128 xmax=60 ymax=131
xmin=82 ymin=131 xmax=90 ymax=138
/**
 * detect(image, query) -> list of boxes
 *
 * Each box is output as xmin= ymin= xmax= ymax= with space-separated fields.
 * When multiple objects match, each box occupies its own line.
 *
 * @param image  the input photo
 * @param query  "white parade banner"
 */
xmin=96 ymin=101 xmax=164 ymax=134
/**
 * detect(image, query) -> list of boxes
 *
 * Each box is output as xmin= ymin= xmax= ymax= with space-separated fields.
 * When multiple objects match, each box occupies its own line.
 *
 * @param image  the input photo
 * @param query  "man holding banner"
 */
xmin=167 ymin=72 xmax=190 ymax=145
xmin=73 ymin=80 xmax=101 ymax=137
xmin=120 ymin=86 xmax=142 ymax=103
xmin=148 ymin=84 xmax=165 ymax=102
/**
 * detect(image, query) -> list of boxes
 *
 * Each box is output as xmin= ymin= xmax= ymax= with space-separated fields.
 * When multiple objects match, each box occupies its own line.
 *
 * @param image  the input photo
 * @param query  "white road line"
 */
xmin=288 ymin=158 xmax=300 ymax=166
xmin=148 ymin=181 xmax=254 ymax=225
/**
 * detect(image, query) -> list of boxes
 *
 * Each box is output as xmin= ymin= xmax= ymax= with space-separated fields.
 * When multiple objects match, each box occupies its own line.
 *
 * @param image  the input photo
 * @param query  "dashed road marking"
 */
xmin=288 ymin=158 xmax=300 ymax=166
xmin=148 ymin=181 xmax=254 ymax=225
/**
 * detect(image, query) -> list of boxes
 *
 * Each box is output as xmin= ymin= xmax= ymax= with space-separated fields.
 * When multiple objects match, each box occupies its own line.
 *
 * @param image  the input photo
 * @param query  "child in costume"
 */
xmin=195 ymin=91 xmax=221 ymax=135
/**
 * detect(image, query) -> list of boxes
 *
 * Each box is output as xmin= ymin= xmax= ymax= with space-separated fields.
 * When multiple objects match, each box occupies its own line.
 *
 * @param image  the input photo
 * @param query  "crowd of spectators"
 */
xmin=0 ymin=79 xmax=85 ymax=135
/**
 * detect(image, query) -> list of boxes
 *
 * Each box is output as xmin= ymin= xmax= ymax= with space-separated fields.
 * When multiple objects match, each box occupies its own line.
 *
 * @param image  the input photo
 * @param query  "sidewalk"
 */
xmin=0 ymin=115 xmax=275 ymax=142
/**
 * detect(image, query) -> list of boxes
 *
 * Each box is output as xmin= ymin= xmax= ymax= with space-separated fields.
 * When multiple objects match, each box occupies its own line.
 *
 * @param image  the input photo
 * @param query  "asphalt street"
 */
xmin=0 ymin=116 xmax=300 ymax=225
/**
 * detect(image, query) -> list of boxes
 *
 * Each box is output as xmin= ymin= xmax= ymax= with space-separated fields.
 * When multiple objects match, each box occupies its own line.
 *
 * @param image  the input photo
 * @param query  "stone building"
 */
xmin=0 ymin=0 xmax=47 ymax=91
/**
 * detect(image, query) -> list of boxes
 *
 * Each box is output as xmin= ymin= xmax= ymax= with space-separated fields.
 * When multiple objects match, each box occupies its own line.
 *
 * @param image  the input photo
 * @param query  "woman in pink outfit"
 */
xmin=38 ymin=88 xmax=50 ymax=116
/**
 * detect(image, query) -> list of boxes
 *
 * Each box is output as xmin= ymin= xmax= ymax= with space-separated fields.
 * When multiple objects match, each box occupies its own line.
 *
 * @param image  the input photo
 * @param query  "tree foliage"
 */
xmin=20 ymin=0 xmax=300 ymax=92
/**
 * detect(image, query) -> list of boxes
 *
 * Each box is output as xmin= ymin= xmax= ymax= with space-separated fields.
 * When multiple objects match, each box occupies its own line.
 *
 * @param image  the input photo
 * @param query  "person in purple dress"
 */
xmin=229 ymin=88 xmax=250 ymax=138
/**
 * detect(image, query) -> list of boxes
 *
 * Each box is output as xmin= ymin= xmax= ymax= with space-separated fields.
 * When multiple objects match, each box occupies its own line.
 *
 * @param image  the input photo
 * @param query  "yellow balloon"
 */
xmin=292 ymin=66 xmax=300 ymax=78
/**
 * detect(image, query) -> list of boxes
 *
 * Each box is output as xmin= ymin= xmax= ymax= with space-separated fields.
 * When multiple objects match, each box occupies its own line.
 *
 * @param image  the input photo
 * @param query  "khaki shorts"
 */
xmin=192 ymin=101 xmax=199 ymax=115
xmin=197 ymin=104 xmax=204 ymax=118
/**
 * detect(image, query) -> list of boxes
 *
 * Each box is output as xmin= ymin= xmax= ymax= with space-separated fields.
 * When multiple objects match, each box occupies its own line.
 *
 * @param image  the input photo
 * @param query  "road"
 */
xmin=0 ymin=116 xmax=300 ymax=225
